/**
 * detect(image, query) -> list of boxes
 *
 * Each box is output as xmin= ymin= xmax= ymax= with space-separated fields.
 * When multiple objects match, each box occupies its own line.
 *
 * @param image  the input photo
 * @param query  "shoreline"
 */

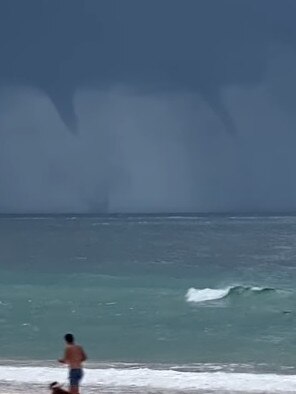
xmin=0 ymin=364 xmax=296 ymax=393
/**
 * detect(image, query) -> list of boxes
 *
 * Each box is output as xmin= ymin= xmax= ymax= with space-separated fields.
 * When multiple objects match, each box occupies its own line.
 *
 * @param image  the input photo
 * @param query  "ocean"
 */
xmin=1 ymin=214 xmax=296 ymax=393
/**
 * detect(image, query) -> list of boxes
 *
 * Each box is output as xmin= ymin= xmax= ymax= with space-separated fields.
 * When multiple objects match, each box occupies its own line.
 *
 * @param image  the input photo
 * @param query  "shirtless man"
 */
xmin=58 ymin=333 xmax=87 ymax=394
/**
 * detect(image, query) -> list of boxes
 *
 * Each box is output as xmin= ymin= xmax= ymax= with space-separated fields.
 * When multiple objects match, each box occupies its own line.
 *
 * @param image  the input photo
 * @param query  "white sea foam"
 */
xmin=186 ymin=287 xmax=229 ymax=302
xmin=185 ymin=286 xmax=275 ymax=303
xmin=0 ymin=365 xmax=296 ymax=392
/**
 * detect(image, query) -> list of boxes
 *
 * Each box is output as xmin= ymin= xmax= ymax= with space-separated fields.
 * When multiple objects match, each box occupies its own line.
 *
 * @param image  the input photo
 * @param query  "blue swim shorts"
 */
xmin=69 ymin=368 xmax=83 ymax=387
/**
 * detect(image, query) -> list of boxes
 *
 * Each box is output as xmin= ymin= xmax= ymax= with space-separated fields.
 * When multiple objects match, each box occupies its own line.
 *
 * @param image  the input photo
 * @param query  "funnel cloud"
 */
xmin=0 ymin=0 xmax=296 ymax=213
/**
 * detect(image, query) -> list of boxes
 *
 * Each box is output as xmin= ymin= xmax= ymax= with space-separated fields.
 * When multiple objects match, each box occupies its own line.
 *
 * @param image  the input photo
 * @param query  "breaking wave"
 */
xmin=0 ymin=364 xmax=296 ymax=393
xmin=185 ymin=286 xmax=276 ymax=303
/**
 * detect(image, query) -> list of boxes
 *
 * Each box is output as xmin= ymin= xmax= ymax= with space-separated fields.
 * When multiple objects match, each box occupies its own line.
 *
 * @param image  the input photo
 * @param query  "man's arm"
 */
xmin=58 ymin=347 xmax=70 ymax=364
xmin=80 ymin=346 xmax=87 ymax=362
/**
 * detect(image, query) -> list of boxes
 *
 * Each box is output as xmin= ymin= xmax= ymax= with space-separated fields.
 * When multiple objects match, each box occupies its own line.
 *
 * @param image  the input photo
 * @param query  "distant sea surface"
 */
xmin=1 ymin=214 xmax=296 ymax=393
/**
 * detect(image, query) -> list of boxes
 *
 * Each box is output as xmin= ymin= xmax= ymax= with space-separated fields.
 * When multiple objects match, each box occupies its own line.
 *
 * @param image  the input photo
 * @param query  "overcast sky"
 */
xmin=0 ymin=0 xmax=296 ymax=213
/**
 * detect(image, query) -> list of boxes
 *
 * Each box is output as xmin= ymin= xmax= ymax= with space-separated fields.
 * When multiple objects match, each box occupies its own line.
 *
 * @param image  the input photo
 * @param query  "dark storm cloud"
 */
xmin=0 ymin=0 xmax=296 ymax=212
xmin=1 ymin=0 xmax=296 ymax=132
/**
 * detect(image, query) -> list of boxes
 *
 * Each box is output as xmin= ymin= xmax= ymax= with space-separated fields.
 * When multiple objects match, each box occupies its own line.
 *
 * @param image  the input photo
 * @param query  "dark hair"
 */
xmin=64 ymin=333 xmax=74 ymax=344
xmin=49 ymin=382 xmax=58 ymax=389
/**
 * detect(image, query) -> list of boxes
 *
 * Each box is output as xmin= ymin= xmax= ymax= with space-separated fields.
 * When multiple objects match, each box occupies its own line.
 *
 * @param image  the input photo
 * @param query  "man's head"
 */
xmin=64 ymin=333 xmax=74 ymax=344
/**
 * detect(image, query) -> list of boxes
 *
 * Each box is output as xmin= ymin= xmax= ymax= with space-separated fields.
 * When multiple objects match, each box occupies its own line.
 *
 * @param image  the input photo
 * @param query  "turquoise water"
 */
xmin=1 ymin=215 xmax=296 ymax=393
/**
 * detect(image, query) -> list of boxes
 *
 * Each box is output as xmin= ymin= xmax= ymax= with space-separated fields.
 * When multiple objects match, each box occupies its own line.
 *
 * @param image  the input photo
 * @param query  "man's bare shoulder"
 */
xmin=73 ymin=344 xmax=85 ymax=352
